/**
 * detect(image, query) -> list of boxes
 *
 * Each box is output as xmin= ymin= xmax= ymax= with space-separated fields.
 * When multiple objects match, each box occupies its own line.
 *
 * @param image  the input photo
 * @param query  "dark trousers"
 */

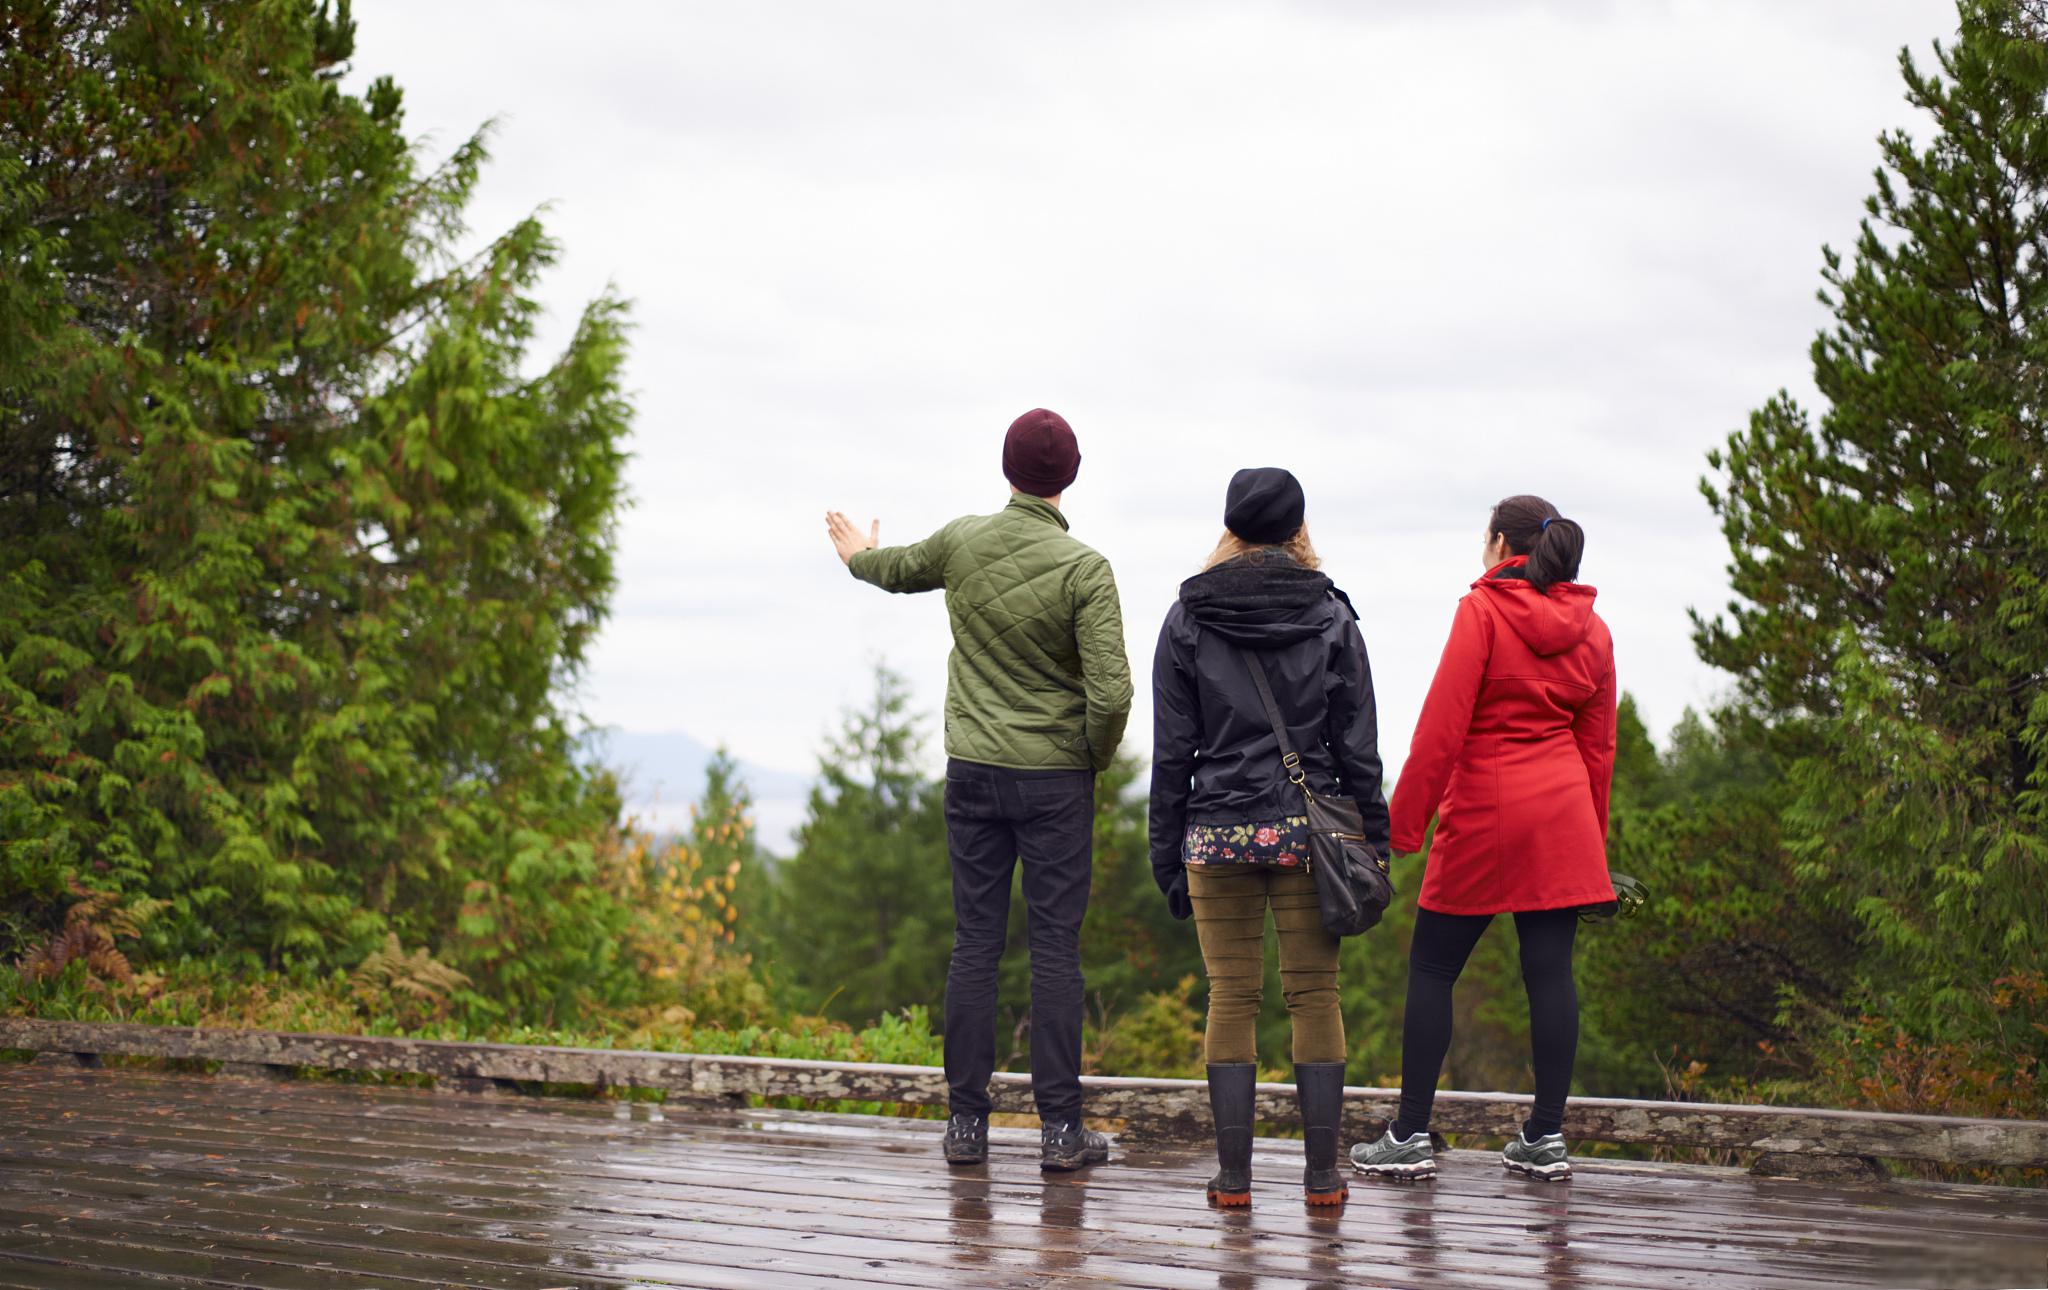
xmin=1395 ymin=906 xmax=1581 ymax=1140
xmin=941 ymin=757 xmax=1095 ymax=1125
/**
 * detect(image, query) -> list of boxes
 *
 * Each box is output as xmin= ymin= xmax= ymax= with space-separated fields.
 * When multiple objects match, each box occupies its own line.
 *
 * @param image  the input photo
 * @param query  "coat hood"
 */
xmin=1178 ymin=552 xmax=1349 ymax=647
xmin=1472 ymin=557 xmax=1597 ymax=657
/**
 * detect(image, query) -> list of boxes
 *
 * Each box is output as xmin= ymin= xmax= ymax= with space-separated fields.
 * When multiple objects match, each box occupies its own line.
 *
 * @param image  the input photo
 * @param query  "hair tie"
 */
xmin=1540 ymin=517 xmax=1553 ymax=532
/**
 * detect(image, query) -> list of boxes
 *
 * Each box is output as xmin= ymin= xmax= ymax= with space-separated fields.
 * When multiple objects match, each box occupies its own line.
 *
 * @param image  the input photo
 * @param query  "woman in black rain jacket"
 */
xmin=1149 ymin=467 xmax=1389 ymax=1209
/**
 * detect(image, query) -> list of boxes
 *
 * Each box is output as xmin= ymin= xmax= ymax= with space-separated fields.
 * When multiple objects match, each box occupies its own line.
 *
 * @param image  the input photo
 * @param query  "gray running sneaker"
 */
xmin=1502 ymin=1130 xmax=1572 ymax=1181
xmin=1349 ymin=1127 xmax=1436 ymax=1180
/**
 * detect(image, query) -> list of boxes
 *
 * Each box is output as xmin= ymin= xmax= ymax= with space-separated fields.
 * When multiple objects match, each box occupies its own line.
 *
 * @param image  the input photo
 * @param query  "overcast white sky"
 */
xmin=349 ymin=0 xmax=1957 ymax=814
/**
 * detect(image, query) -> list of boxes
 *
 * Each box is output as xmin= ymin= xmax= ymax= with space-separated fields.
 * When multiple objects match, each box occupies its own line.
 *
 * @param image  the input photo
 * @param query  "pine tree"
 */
xmin=0 ymin=0 xmax=631 ymax=1008
xmin=1697 ymin=0 xmax=2048 ymax=1047
xmin=769 ymin=666 xmax=950 ymax=1023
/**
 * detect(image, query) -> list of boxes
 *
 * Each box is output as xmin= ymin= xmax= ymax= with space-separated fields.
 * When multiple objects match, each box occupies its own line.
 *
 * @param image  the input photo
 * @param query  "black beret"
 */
xmin=1223 ymin=467 xmax=1305 ymax=544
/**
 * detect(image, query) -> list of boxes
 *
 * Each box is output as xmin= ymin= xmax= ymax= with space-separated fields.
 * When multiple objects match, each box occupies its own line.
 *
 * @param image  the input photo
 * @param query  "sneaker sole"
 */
xmin=1503 ymin=1157 xmax=1572 ymax=1181
xmin=944 ymin=1153 xmax=987 ymax=1167
xmin=1351 ymin=1160 xmax=1436 ymax=1180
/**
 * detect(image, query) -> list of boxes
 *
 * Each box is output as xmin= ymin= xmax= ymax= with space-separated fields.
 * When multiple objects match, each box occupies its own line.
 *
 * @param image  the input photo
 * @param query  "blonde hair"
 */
xmin=1203 ymin=524 xmax=1321 ymax=572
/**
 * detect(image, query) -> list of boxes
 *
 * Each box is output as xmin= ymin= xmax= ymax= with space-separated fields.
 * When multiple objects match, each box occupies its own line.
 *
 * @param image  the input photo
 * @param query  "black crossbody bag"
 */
xmin=1239 ymin=649 xmax=1395 ymax=937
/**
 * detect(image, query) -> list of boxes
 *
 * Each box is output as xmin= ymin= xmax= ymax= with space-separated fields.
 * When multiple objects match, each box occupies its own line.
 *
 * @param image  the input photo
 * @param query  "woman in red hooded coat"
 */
xmin=1351 ymin=495 xmax=1616 ymax=1184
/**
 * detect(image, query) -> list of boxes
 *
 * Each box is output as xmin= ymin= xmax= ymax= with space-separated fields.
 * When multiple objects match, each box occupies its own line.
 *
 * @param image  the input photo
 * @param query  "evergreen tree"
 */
xmin=1609 ymin=695 xmax=1666 ymax=809
xmin=692 ymin=750 xmax=757 ymax=876
xmin=1577 ymin=708 xmax=1860 ymax=1095
xmin=694 ymin=749 xmax=771 ymax=959
xmin=0 ymin=0 xmax=631 ymax=1008
xmin=769 ymin=666 xmax=950 ymax=1023
xmin=1697 ymin=1 xmax=2047 ymax=1051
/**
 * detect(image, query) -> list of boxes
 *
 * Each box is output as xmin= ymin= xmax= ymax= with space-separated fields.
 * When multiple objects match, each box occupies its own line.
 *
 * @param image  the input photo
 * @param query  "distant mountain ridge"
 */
xmin=583 ymin=729 xmax=814 ymax=850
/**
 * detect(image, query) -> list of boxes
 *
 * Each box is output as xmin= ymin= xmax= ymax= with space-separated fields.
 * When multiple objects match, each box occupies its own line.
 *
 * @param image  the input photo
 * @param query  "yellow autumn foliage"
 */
xmin=596 ymin=819 xmax=750 ymax=998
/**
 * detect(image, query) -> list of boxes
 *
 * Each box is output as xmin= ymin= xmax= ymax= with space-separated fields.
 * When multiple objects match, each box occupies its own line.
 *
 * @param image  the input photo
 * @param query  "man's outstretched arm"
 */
xmin=827 ymin=509 xmax=949 ymax=593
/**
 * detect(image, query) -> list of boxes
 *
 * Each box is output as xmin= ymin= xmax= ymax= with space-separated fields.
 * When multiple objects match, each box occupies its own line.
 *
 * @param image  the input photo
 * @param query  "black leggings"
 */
xmin=1394 ymin=906 xmax=1580 ymax=1141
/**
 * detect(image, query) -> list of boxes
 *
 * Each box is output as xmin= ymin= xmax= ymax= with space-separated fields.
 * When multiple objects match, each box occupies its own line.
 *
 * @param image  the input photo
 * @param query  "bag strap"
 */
xmin=1238 ymin=649 xmax=1306 ymax=788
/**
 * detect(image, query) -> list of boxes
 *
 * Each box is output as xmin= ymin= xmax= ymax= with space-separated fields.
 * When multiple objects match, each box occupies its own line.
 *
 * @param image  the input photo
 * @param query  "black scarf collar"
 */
xmin=1179 ymin=552 xmax=1356 ymax=620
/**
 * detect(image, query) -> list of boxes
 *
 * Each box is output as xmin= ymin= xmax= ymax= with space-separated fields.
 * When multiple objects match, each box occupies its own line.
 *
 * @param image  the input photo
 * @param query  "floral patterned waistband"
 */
xmin=1182 ymin=816 xmax=1312 ymax=868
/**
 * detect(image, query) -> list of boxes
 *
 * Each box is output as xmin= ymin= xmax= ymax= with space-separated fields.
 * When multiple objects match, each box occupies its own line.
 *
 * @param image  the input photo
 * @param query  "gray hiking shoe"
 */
xmin=1502 ymin=1129 xmax=1572 ymax=1181
xmin=1040 ymin=1120 xmax=1110 ymax=1172
xmin=1349 ymin=1127 xmax=1436 ymax=1180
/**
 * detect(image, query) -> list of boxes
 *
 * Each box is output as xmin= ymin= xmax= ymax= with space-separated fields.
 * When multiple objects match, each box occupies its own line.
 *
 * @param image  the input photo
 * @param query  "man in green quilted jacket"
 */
xmin=825 ymin=408 xmax=1132 ymax=1173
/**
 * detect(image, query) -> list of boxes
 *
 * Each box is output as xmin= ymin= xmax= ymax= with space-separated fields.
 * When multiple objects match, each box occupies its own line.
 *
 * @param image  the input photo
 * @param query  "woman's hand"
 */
xmin=825 ymin=511 xmax=879 ymax=566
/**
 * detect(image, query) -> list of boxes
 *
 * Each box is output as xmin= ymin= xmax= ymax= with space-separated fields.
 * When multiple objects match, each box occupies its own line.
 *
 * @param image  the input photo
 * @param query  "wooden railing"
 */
xmin=4 ymin=1018 xmax=2043 ymax=1176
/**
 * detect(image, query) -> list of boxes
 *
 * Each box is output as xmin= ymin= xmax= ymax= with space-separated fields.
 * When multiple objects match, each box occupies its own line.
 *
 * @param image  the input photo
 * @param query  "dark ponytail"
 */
xmin=1488 ymin=494 xmax=1583 ymax=593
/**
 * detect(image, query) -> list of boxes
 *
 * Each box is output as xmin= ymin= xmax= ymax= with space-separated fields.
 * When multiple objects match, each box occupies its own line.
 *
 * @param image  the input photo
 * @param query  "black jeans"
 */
xmin=941 ymin=758 xmax=1095 ymax=1125
xmin=1395 ymin=906 xmax=1581 ymax=1141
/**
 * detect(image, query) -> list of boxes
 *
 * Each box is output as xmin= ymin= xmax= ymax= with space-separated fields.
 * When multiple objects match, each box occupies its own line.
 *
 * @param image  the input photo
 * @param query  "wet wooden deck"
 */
xmin=0 ymin=1065 xmax=2043 ymax=1289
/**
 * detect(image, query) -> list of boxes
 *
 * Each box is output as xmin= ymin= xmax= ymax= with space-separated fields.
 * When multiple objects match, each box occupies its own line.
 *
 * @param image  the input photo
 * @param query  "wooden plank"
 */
xmin=1 ymin=1128 xmax=2022 ymax=1289
xmin=10 ymin=1069 xmax=2047 ymax=1242
xmin=0 ymin=1227 xmax=491 ymax=1289
xmin=0 ymin=1173 xmax=1421 ymax=1290
xmin=0 ymin=1182 xmax=1344 ymax=1290
xmin=8 ymin=1089 xmax=2039 ymax=1285
xmin=0 ymin=1255 xmax=271 ymax=1290
xmin=7 ymin=1019 xmax=2047 ymax=1168
xmin=8 ymin=1067 xmax=2046 ymax=1261
xmin=0 ymin=1147 xmax=1927 ymax=1290
xmin=0 ymin=1131 xmax=1847 ymax=1290
xmin=0 ymin=1144 xmax=2007 ymax=1290
xmin=0 ymin=1073 xmax=1952 ymax=1247
xmin=0 ymin=1127 xmax=1855 ymax=1279
xmin=2 ymin=1096 xmax=2028 ymax=1252
xmin=7 ymin=1068 xmax=2047 ymax=1290
xmin=0 ymin=1197 xmax=1000 ymax=1290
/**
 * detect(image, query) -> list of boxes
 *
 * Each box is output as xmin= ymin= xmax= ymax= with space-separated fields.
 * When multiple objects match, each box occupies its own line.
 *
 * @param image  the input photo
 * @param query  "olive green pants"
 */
xmin=1188 ymin=865 xmax=1345 ymax=1065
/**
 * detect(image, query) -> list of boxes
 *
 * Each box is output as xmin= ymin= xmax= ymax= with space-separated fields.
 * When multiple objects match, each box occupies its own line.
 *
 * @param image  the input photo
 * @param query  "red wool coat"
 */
xmin=1390 ymin=557 xmax=1618 ymax=916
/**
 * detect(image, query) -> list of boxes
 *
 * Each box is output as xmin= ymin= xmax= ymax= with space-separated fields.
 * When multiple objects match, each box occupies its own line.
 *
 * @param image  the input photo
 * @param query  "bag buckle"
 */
xmin=1283 ymin=751 xmax=1305 ymax=786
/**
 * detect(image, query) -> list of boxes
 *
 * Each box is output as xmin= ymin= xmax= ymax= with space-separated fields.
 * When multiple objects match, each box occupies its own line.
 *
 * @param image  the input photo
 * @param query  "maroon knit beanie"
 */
xmin=1002 ymin=408 xmax=1080 ymax=497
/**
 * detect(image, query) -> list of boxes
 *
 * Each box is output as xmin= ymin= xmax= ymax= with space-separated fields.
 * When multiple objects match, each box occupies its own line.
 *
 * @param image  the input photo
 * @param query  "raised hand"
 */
xmin=825 ymin=510 xmax=880 ymax=566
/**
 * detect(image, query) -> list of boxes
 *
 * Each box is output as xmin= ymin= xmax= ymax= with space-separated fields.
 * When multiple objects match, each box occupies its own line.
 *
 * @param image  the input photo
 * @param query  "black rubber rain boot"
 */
xmin=1295 ymin=1062 xmax=1350 ymax=1206
xmin=1205 ymin=1062 xmax=1256 ymax=1207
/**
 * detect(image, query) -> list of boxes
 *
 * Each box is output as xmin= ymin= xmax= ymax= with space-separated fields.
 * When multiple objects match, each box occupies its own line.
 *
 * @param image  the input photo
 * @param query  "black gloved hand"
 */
xmin=1166 ymin=871 xmax=1193 ymax=921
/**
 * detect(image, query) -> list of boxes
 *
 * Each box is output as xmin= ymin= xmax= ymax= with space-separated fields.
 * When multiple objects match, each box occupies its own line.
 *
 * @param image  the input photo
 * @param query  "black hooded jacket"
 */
xmin=1147 ymin=552 xmax=1390 ymax=907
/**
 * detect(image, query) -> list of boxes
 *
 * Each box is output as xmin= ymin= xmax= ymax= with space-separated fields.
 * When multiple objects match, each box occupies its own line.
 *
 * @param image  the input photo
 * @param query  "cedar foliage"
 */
xmin=0 ymin=0 xmax=632 ymax=1009
xmin=1696 ymin=0 xmax=2048 ymax=1085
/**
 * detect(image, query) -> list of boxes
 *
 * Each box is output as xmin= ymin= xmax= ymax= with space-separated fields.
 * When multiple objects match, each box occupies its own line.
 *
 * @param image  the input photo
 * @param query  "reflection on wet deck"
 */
xmin=0 ymin=1065 xmax=2043 ymax=1288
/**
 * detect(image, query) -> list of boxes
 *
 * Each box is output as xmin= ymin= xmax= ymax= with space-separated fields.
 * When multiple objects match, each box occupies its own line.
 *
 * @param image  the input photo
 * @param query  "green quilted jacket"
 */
xmin=848 ymin=493 xmax=1132 ymax=772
